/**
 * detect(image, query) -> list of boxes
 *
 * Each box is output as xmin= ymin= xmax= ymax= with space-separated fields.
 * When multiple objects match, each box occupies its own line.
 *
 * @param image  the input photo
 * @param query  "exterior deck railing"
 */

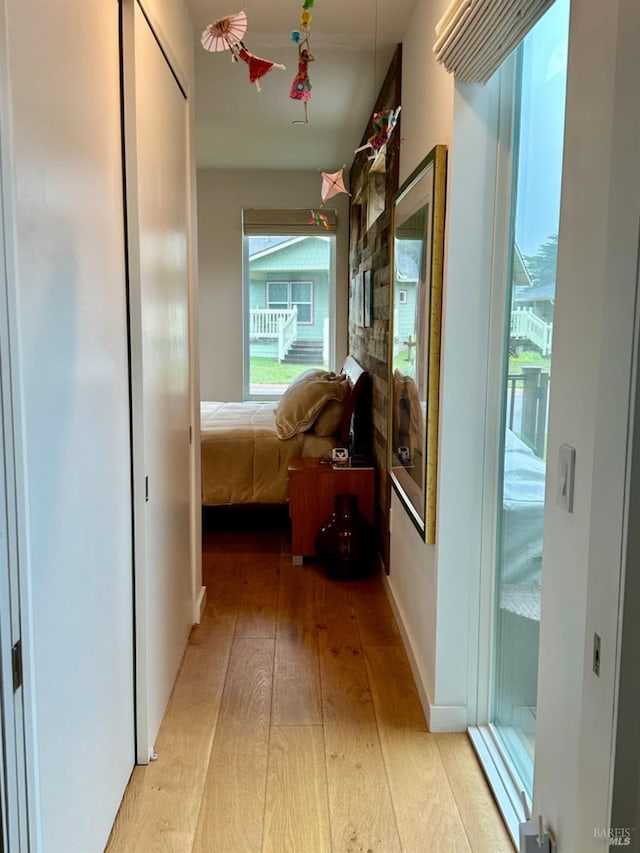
xmin=511 ymin=307 xmax=553 ymax=356
xmin=249 ymin=308 xmax=298 ymax=362
xmin=507 ymin=366 xmax=550 ymax=458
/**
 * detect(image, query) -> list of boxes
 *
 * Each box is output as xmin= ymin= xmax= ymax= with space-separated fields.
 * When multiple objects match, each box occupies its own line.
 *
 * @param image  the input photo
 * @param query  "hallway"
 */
xmin=106 ymin=525 xmax=513 ymax=852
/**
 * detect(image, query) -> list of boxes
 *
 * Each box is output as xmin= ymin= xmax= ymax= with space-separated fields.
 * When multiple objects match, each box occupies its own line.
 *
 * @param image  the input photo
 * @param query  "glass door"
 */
xmin=491 ymin=0 xmax=570 ymax=799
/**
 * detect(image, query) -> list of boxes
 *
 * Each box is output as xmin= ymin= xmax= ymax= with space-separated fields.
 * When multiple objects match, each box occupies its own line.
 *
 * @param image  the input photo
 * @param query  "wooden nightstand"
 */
xmin=288 ymin=457 xmax=375 ymax=564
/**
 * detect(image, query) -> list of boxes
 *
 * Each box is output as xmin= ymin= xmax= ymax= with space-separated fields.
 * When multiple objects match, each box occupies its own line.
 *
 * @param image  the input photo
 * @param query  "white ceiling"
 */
xmin=185 ymin=0 xmax=419 ymax=170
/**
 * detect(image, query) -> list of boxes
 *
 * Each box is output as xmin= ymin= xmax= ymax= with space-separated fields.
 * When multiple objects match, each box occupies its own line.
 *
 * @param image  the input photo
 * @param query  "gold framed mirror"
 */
xmin=388 ymin=145 xmax=447 ymax=543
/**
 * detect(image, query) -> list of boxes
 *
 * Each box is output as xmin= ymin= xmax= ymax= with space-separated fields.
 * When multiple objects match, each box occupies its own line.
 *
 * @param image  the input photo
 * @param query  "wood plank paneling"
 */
xmin=263 ymin=726 xmax=331 ymax=853
xmin=192 ymin=638 xmax=274 ymax=853
xmin=272 ymin=557 xmax=322 ymax=725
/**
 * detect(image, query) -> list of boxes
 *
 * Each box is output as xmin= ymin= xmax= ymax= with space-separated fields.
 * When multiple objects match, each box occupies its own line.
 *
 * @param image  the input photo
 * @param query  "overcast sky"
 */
xmin=514 ymin=0 xmax=570 ymax=259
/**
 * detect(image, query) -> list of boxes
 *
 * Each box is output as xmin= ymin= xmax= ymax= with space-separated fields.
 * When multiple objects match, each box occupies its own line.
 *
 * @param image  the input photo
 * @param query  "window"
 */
xmin=242 ymin=215 xmax=336 ymax=399
xmin=490 ymin=0 xmax=569 ymax=804
xmin=266 ymin=281 xmax=314 ymax=325
xmin=398 ymin=289 xmax=408 ymax=305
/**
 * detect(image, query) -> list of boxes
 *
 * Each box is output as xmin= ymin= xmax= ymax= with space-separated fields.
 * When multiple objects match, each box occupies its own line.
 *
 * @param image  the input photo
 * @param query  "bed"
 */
xmin=200 ymin=356 xmax=370 ymax=506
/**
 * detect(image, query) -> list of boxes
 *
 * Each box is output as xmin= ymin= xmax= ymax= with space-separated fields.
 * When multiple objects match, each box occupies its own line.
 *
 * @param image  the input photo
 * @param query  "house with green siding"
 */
xmin=248 ymin=235 xmax=331 ymax=362
xmin=394 ymin=239 xmax=419 ymax=354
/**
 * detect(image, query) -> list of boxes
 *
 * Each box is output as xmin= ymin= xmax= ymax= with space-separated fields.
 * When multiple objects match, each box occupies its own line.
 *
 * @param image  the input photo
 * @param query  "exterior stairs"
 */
xmin=282 ymin=339 xmax=324 ymax=364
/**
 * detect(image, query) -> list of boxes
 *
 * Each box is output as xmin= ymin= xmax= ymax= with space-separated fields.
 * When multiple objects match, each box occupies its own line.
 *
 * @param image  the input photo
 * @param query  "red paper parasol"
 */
xmin=201 ymin=10 xmax=248 ymax=52
xmin=320 ymin=168 xmax=350 ymax=204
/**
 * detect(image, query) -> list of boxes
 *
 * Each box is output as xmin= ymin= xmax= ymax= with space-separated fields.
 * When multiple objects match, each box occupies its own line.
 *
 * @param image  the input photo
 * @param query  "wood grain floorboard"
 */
xmin=108 ymin=530 xmax=513 ymax=853
xmin=317 ymin=573 xmax=402 ymax=852
xmin=436 ymin=732 xmax=516 ymax=852
xmin=272 ymin=557 xmax=323 ymax=726
xmin=192 ymin=637 xmax=274 ymax=853
xmin=263 ymin=725 xmax=331 ymax=853
xmin=105 ymin=609 xmax=236 ymax=853
xmin=365 ymin=644 xmax=472 ymax=853
xmin=203 ymin=549 xmax=247 ymax=617
xmin=348 ymin=575 xmax=402 ymax=647
xmin=234 ymin=551 xmax=280 ymax=639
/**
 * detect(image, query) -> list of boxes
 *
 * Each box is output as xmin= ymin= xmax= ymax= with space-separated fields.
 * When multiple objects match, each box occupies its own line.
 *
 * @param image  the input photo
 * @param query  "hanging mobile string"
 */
xmin=372 ymin=0 xmax=378 ymax=112
xmin=354 ymin=0 xmax=401 ymax=162
xmin=289 ymin=0 xmax=316 ymax=124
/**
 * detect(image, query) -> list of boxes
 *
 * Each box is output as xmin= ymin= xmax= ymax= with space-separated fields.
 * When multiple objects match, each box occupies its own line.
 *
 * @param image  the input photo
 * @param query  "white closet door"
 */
xmin=134 ymin=3 xmax=193 ymax=748
xmin=5 ymin=1 xmax=135 ymax=851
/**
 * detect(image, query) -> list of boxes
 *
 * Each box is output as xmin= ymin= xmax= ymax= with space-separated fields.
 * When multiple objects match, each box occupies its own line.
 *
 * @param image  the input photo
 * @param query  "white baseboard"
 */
xmin=381 ymin=572 xmax=467 ymax=733
xmin=195 ymin=585 xmax=207 ymax=624
xmin=427 ymin=702 xmax=468 ymax=732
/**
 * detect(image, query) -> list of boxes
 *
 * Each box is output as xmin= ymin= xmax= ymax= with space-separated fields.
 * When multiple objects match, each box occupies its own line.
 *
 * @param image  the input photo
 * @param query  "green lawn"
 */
xmin=250 ymin=356 xmax=325 ymax=386
xmin=508 ymin=350 xmax=551 ymax=375
xmin=392 ymin=348 xmax=417 ymax=379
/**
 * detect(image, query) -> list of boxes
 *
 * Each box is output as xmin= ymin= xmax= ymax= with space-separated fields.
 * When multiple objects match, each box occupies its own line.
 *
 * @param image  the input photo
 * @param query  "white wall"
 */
xmin=139 ymin=0 xmax=194 ymax=87
xmin=398 ymin=0 xmax=455 ymax=187
xmin=534 ymin=0 xmax=640 ymax=849
xmin=3 ymin=0 xmax=200 ymax=846
xmin=5 ymin=2 xmax=135 ymax=850
xmin=386 ymin=0 xmax=461 ymax=729
xmin=198 ymin=168 xmax=350 ymax=401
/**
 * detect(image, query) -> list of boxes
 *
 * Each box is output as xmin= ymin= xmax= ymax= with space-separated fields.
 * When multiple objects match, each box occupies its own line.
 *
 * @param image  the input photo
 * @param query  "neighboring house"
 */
xmin=248 ymin=235 xmax=330 ymax=361
xmin=393 ymin=238 xmax=420 ymax=349
xmin=513 ymin=280 xmax=555 ymax=325
xmin=511 ymin=245 xmax=554 ymax=355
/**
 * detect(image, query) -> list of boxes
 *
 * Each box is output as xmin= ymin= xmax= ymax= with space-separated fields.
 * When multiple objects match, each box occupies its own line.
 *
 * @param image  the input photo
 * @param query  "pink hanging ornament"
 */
xmin=320 ymin=168 xmax=350 ymax=205
xmin=201 ymin=11 xmax=248 ymax=52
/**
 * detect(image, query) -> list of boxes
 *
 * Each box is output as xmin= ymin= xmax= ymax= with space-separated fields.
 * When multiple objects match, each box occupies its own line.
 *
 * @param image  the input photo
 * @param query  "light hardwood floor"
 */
xmin=106 ymin=526 xmax=514 ymax=853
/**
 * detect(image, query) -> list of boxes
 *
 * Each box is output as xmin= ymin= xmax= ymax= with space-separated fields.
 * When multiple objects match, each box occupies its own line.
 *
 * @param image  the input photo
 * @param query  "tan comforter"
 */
xmin=201 ymin=401 xmax=335 ymax=505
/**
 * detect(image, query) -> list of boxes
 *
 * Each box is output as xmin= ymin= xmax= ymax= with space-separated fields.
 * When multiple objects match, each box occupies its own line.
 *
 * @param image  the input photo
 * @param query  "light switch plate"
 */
xmin=557 ymin=444 xmax=576 ymax=513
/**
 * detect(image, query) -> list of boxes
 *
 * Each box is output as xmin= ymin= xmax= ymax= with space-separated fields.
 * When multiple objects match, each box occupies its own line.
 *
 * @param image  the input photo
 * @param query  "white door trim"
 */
xmin=0 ymin=0 xmax=40 ymax=847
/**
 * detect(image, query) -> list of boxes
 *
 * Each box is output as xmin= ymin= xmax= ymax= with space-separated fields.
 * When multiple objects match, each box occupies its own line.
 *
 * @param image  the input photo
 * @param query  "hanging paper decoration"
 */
xmin=319 ymin=168 xmax=350 ymax=205
xmin=201 ymin=11 xmax=286 ymax=92
xmin=230 ymin=42 xmax=286 ymax=91
xmin=201 ymin=11 xmax=248 ymax=52
xmin=289 ymin=0 xmax=316 ymax=123
xmin=354 ymin=106 xmax=402 ymax=160
xmin=309 ymin=210 xmax=331 ymax=230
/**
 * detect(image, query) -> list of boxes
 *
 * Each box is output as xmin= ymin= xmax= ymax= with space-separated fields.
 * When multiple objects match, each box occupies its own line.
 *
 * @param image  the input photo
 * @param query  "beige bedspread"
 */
xmin=201 ymin=401 xmax=335 ymax=505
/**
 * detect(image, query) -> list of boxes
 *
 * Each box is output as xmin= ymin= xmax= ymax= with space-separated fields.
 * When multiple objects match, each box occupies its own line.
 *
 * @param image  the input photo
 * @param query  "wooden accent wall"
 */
xmin=348 ymin=46 xmax=402 ymax=569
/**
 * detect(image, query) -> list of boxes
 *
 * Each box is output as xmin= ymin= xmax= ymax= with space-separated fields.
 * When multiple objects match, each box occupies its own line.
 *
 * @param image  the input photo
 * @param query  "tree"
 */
xmin=523 ymin=234 xmax=558 ymax=286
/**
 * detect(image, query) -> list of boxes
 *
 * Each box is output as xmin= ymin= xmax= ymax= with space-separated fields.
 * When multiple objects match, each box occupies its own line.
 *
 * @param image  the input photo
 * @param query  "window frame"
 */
xmin=242 ymin=228 xmax=336 ymax=401
xmin=462 ymin=54 xmax=528 ymax=847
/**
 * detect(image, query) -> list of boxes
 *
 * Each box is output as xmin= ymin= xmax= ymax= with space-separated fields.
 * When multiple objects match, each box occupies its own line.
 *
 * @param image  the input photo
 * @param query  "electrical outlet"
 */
xmin=593 ymin=633 xmax=601 ymax=676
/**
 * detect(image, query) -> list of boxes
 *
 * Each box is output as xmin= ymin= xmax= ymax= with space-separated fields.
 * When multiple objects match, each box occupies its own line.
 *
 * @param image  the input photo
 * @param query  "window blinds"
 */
xmin=433 ymin=0 xmax=556 ymax=83
xmin=242 ymin=208 xmax=337 ymax=235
